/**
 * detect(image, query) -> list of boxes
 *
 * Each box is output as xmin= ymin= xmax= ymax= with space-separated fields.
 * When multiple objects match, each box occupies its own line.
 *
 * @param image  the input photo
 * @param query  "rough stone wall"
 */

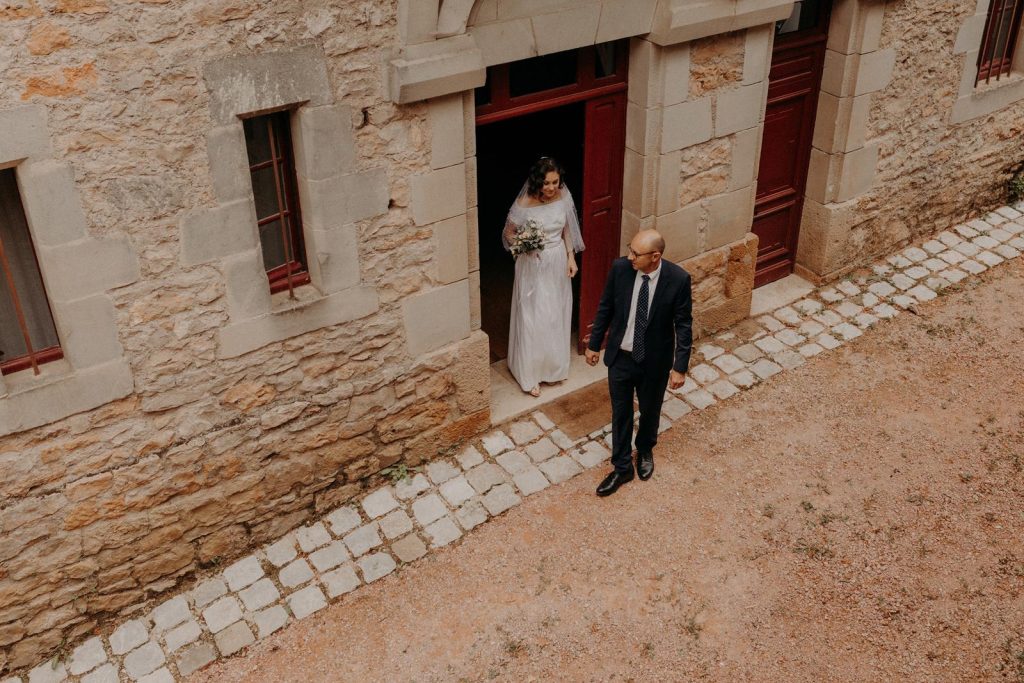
xmin=0 ymin=1 xmax=489 ymax=674
xmin=829 ymin=0 xmax=1024 ymax=271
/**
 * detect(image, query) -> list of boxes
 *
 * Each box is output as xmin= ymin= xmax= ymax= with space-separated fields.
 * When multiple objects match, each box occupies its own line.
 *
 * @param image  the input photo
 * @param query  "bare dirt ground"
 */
xmin=194 ymin=260 xmax=1024 ymax=683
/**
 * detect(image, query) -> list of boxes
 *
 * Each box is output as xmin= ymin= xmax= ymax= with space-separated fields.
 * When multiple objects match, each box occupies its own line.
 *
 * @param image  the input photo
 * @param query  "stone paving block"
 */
xmin=755 ymin=314 xmax=786 ymax=331
xmin=924 ymin=276 xmax=951 ymax=291
xmin=537 ymin=456 xmax=583 ymax=484
xmin=176 ymin=643 xmax=217 ymax=677
xmin=860 ymin=292 xmax=880 ymax=308
xmin=278 ymin=550 xmax=317 ymax=587
xmin=1010 ymin=236 xmax=1024 ymax=250
xmin=921 ymin=239 xmax=945 ymax=254
xmin=513 ymin=466 xmax=551 ymax=495
xmin=379 ymin=509 xmax=414 ymax=539
xmin=818 ymin=287 xmax=843 ymax=303
xmin=995 ymin=205 xmax=1022 ymax=219
xmin=253 ymin=605 xmax=289 ymax=639
xmin=264 ymin=534 xmax=298 ymax=568
xmin=456 ymin=445 xmax=485 ymax=469
xmin=481 ymin=483 xmax=522 ymax=515
xmin=867 ymin=281 xmax=896 ymax=297
xmin=960 ymin=259 xmax=986 ymax=274
xmin=773 ymin=350 xmax=805 ymax=370
xmin=287 ymin=585 xmax=328 ymax=619
xmin=994 ymin=244 xmax=1021 ymax=259
xmin=202 ymin=596 xmax=242 ymax=634
xmin=971 ymin=218 xmax=994 ymax=232
xmin=662 ymin=395 xmax=692 ymax=420
xmin=697 ymin=343 xmax=724 ymax=360
xmin=854 ymin=312 xmax=879 ymax=328
xmin=1005 ymin=222 xmax=1024 ymax=235
xmin=344 ymin=522 xmax=383 ymax=557
xmin=425 ymin=460 xmax=461 ymax=484
xmin=902 ymin=246 xmax=927 ymax=262
xmin=455 ymin=501 xmax=490 ymax=531
xmin=683 ymin=388 xmax=716 ymax=409
xmin=425 ymin=516 xmax=463 ymax=547
xmin=903 ymin=265 xmax=929 ymax=280
xmin=391 ymin=533 xmax=429 ymax=563
xmin=706 ymin=379 xmax=739 ymax=399
xmin=774 ymin=329 xmax=805 ymax=346
xmin=532 ymin=411 xmax=556 ymax=431
xmin=772 ymin=306 xmax=802 ymax=326
xmin=69 ymin=636 xmax=107 ymax=675
xmin=816 ymin=333 xmax=841 ymax=350
xmin=481 ymin=430 xmax=515 ymax=456
xmin=81 ymin=664 xmax=120 ymax=683
xmin=574 ymin=441 xmax=610 ymax=469
xmin=238 ymin=578 xmax=281 ymax=611
xmin=750 ymin=358 xmax=784 ymax=379
xmin=793 ymin=298 xmax=823 ymax=315
xmin=362 ymin=487 xmax=400 ymax=518
xmin=889 ymin=273 xmax=915 ymax=290
xmin=325 ymin=507 xmax=362 ymax=537
xmin=832 ymin=323 xmax=863 ymax=340
xmin=439 ymin=475 xmax=476 ymax=507
xmin=938 ymin=249 xmax=966 ymax=265
xmin=214 ymin=621 xmax=254 ymax=657
xmin=798 ymin=319 xmax=825 ymax=337
xmin=954 ymin=223 xmax=979 ymax=238
xmin=729 ymin=369 xmax=758 ymax=388
xmin=798 ymin=343 xmax=824 ymax=358
xmin=984 ymin=212 xmax=1007 ymax=225
xmin=508 ymin=420 xmax=543 ymax=445
xmin=973 ymin=234 xmax=999 ymax=249
xmin=28 ymin=661 xmax=67 ymax=683
xmin=604 ymin=433 xmax=613 ymax=449
xmin=466 ymin=462 xmax=508 ymax=493
xmin=357 ymin=552 xmax=397 ymax=583
xmin=150 ymin=596 xmax=190 ymax=634
xmin=123 ymin=640 xmax=165 ymax=680
xmin=953 ymin=241 xmax=981 ymax=257
xmin=658 ymin=416 xmax=672 ymax=434
xmin=110 ymin=619 xmax=149 ymax=655
xmin=872 ymin=303 xmax=900 ymax=319
xmin=394 ymin=473 xmax=431 ymax=500
xmin=411 ymin=494 xmax=448 ymax=526
xmin=321 ymin=564 xmax=361 ymax=598
xmin=138 ymin=668 xmax=173 ymax=683
xmin=812 ymin=309 xmax=844 ymax=326
xmin=989 ymin=227 xmax=1013 ymax=242
xmin=753 ymin=336 xmax=786 ymax=354
xmin=295 ymin=523 xmax=332 ymax=553
xmin=908 ymin=284 xmax=937 ymax=302
xmin=886 ymin=253 xmax=912 ymax=268
xmin=679 ymin=375 xmax=701 ymax=393
xmin=871 ymin=263 xmax=893 ymax=277
xmin=733 ymin=343 xmax=763 ymax=363
xmin=224 ymin=555 xmax=264 ymax=592
xmin=833 ymin=301 xmax=862 ymax=318
xmin=836 ymin=280 xmax=861 ymax=296
xmin=937 ymin=230 xmax=962 ymax=246
xmin=191 ymin=577 xmax=228 ymax=610
xmin=921 ymin=257 xmax=947 ymax=272
xmin=688 ymin=363 xmax=719 ymax=384
xmin=495 ymin=450 xmax=533 ymax=476
xmin=164 ymin=619 xmax=202 ymax=653
xmin=526 ymin=437 xmax=559 ymax=462
xmin=976 ymin=250 xmax=1004 ymax=267
xmin=891 ymin=294 xmax=917 ymax=309
xmin=711 ymin=353 xmax=745 ymax=374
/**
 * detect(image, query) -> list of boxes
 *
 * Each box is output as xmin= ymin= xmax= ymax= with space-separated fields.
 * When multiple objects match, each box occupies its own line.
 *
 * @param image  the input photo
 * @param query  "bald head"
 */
xmin=634 ymin=229 xmax=665 ymax=255
xmin=627 ymin=229 xmax=666 ymax=273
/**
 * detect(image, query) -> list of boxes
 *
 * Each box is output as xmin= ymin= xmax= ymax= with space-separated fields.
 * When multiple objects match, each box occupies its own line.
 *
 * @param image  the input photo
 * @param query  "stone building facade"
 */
xmin=0 ymin=0 xmax=1022 ymax=673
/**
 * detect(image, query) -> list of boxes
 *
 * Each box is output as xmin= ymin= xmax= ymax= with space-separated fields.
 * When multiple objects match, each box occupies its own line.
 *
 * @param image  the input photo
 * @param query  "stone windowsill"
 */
xmin=2 ymin=357 xmax=75 ymax=396
xmin=952 ymin=70 xmax=1024 ymax=123
xmin=268 ymin=281 xmax=326 ymax=314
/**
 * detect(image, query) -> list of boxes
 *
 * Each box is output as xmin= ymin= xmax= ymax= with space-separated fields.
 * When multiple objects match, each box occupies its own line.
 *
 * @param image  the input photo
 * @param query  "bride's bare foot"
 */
xmin=528 ymin=386 xmax=541 ymax=397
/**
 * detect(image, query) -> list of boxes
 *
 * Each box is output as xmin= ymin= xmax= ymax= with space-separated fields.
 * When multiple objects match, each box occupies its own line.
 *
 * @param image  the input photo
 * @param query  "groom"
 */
xmin=584 ymin=229 xmax=692 ymax=497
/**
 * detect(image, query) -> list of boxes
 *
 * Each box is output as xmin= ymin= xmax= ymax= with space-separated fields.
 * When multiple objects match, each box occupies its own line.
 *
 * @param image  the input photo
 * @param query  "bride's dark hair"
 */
xmin=526 ymin=157 xmax=565 ymax=197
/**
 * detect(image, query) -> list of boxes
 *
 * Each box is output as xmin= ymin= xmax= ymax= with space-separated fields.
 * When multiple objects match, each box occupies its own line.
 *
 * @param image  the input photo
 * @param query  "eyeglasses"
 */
xmin=628 ymin=247 xmax=657 ymax=258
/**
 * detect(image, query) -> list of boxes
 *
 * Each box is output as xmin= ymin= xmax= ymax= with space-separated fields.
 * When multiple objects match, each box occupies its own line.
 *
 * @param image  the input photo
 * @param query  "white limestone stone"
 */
xmin=481 ymin=430 xmax=516 ymax=456
xmin=308 ymin=541 xmax=351 ymax=573
xmin=525 ymin=437 xmax=559 ymax=462
xmin=972 ymin=234 xmax=999 ymax=249
xmin=661 ymin=395 xmax=692 ymax=419
xmin=902 ymin=246 xmax=928 ymax=262
xmin=264 ymin=534 xmax=298 ymax=567
xmin=854 ymin=312 xmax=879 ymax=328
xmin=325 ymin=507 xmax=362 ymax=537
xmin=361 ymin=487 xmax=400 ymax=519
xmin=295 ymin=522 xmax=332 ymax=552
xmin=994 ymin=244 xmax=1021 ymax=259
xmin=357 ymin=553 xmax=397 ymax=583
xmin=960 ymin=259 xmax=987 ymax=274
xmin=286 ymin=585 xmax=328 ymax=619
xmin=321 ymin=565 xmax=361 ymax=598
xmin=513 ymin=465 xmax=551 ymax=494
xmin=122 ymin=641 xmax=165 ymax=680
xmin=279 ymin=558 xmax=314 ymax=588
xmin=394 ymin=473 xmax=431 ymax=500
xmin=798 ymin=343 xmax=824 ymax=358
xmin=191 ymin=578 xmax=227 ymax=609
xmin=163 ymin=620 xmax=202 ymax=653
xmin=772 ymin=306 xmax=802 ymax=326
xmin=69 ymin=636 xmax=107 ymax=675
xmin=531 ymin=411 xmax=555 ymax=431
xmin=989 ymin=227 xmax=1012 ymax=242
xmin=223 ymin=555 xmax=264 ymax=592
xmin=938 ymin=249 xmax=966 ymax=264
xmin=455 ymin=501 xmax=489 ymax=531
xmin=816 ymin=333 xmax=841 ymax=350
xmin=889 ymin=273 xmax=915 ymax=291
xmin=28 ymin=661 xmax=67 ymax=683
xmin=798 ymin=320 xmax=825 ymax=336
xmin=706 ymin=379 xmax=739 ymax=400
xmin=202 ymin=596 xmax=242 ymax=634
xmin=425 ymin=460 xmax=462 ymax=484
xmin=698 ymin=343 xmax=724 ymax=360
xmin=495 ymin=451 xmax=533 ymax=477
xmin=138 ymin=669 xmax=173 ymax=683
xmin=891 ymin=294 xmax=917 ymax=308
xmin=253 ymin=605 xmax=289 ymax=638
xmin=425 ymin=516 xmax=463 ymax=547
xmin=832 ymin=323 xmax=863 ymax=340
xmin=466 ymin=462 xmax=508 ymax=493
xmin=813 ymin=310 xmax=844 ymax=326
xmin=343 ymin=522 xmax=383 ymax=557
xmin=818 ymin=287 xmax=844 ymax=303
xmin=711 ymin=354 xmax=745 ymax=374
xmin=439 ymin=475 xmax=476 ymax=507
xmin=908 ymin=285 xmax=937 ymax=302
xmin=750 ymin=359 xmax=784 ymax=379
xmin=214 ymin=623 xmax=255 ymax=659
xmin=508 ymin=420 xmax=544 ymax=445
xmin=924 ymin=276 xmax=951 ymax=291
xmin=953 ymin=224 xmax=979 ymax=239
xmin=688 ymin=363 xmax=720 ymax=384
xmin=754 ymin=336 xmax=786 ymax=354
xmin=683 ymin=388 xmax=716 ymax=409
xmin=773 ymin=350 xmax=805 ymax=370
xmin=886 ymin=254 xmax=912 ymax=268
xmin=378 ymin=509 xmax=415 ymax=539
xmin=937 ymin=230 xmax=963 ymax=246
xmin=549 ymin=429 xmax=575 ymax=450
xmin=833 ymin=301 xmax=862 ymax=318
xmin=953 ymin=241 xmax=981 ymax=257
xmin=921 ymin=239 xmax=945 ymax=254
xmin=411 ymin=494 xmax=449 ymax=526
xmin=793 ymin=298 xmax=823 ymax=315
xmin=455 ymin=445 xmax=485 ymax=469
xmin=872 ymin=303 xmax=900 ymax=319
xmin=537 ymin=456 xmax=582 ymax=484
xmin=81 ymin=664 xmax=119 ymax=683
xmin=756 ymin=314 xmax=787 ymax=331
xmin=775 ymin=329 xmax=806 ymax=346
xmin=976 ymin=250 xmax=1004 ymax=267
xmin=110 ymin=619 xmax=149 ymax=655
xmin=836 ymin=280 xmax=861 ymax=296
xmin=481 ymin=483 xmax=523 ymax=515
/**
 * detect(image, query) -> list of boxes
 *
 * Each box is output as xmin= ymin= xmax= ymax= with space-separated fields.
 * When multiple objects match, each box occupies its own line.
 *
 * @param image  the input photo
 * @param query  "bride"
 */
xmin=503 ymin=157 xmax=585 ymax=397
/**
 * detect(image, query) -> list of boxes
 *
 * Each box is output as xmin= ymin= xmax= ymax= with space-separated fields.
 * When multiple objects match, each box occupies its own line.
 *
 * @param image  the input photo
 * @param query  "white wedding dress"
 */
xmin=507 ymin=200 xmax=572 ymax=392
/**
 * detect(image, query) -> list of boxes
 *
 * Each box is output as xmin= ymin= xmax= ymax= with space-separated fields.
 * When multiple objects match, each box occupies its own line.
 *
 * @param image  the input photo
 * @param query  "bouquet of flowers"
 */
xmin=509 ymin=218 xmax=545 ymax=257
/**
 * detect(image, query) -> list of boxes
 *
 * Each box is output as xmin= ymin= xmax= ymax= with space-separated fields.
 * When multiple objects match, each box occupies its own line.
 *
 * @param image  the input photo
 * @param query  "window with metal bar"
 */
xmin=0 ymin=168 xmax=62 ymax=376
xmin=977 ymin=0 xmax=1024 ymax=84
xmin=242 ymin=110 xmax=310 ymax=296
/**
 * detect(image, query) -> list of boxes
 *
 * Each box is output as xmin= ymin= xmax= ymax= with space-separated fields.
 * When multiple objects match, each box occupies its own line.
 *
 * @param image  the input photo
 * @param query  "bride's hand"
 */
xmin=567 ymin=257 xmax=578 ymax=278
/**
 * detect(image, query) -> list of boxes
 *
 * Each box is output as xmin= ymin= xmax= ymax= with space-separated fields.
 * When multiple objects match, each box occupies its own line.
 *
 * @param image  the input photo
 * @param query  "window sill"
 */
xmin=952 ymin=71 xmax=1024 ymax=123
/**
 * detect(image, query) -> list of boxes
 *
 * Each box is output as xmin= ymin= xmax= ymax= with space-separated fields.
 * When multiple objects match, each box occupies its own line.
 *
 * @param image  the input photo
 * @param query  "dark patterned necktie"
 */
xmin=633 ymin=274 xmax=650 ymax=363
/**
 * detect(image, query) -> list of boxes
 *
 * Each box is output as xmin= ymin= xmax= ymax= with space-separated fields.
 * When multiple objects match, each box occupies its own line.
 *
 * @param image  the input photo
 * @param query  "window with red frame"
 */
xmin=0 ymin=167 xmax=62 ymax=376
xmin=243 ymin=110 xmax=310 ymax=295
xmin=977 ymin=0 xmax=1024 ymax=84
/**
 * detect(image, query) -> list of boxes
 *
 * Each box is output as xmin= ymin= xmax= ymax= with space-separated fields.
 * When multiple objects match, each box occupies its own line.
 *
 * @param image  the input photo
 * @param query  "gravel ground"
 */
xmin=193 ymin=260 xmax=1024 ymax=683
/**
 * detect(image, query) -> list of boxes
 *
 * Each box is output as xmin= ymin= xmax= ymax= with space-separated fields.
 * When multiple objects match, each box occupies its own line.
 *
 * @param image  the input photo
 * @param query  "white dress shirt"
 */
xmin=620 ymin=262 xmax=662 ymax=352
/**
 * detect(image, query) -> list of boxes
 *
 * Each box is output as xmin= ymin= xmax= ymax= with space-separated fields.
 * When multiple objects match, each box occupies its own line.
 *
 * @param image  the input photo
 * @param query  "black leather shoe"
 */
xmin=596 ymin=470 xmax=634 ymax=497
xmin=637 ymin=451 xmax=654 ymax=481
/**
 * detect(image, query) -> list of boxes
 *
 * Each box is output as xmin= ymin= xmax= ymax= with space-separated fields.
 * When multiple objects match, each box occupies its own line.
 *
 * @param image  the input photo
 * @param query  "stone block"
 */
xmin=426 ymin=459 xmax=461 ymax=483
xmin=214 ymin=621 xmax=255 ymax=657
xmin=481 ymin=483 xmax=522 ymax=515
xmin=834 ymin=143 xmax=879 ymax=203
xmin=81 ymin=664 xmax=120 ymax=683
xmin=177 ymin=643 xmax=217 ymax=677
xmin=626 ymin=101 xmax=662 ymax=156
xmin=705 ymin=187 xmax=754 ymax=249
xmin=295 ymin=522 xmax=332 ymax=552
xmin=532 ymin=5 xmax=600 ymax=56
xmin=163 ymin=620 xmax=202 ymax=653
xmin=110 ymin=619 xmax=149 ymax=655
xmin=412 ymin=493 xmax=449 ymax=526
xmin=16 ymin=160 xmax=87 ymax=246
xmin=400 ymin=0 xmax=441 ymax=43
xmin=467 ymin=206 xmax=480 ymax=271
xmin=202 ymin=596 xmax=243 ymax=634
xmin=388 ymin=35 xmax=486 ymax=104
xmin=293 ymin=104 xmax=356 ymax=182
xmin=68 ymin=636 xmax=107 ymax=675
xmin=854 ymin=48 xmax=895 ymax=96
xmin=455 ymin=500 xmax=490 ymax=530
xmin=597 ymin=0 xmax=658 ymax=43
xmin=395 ymin=473 xmax=432 ymax=500
xmin=362 ymin=487 xmax=400 ymax=519
xmin=151 ymin=596 xmax=190 ymax=633
xmin=661 ymin=98 xmax=713 ymax=153
xmin=0 ymin=104 xmax=52 ymax=162
xmin=344 ymin=523 xmax=383 ymax=557
xmin=402 ymin=280 xmax=471 ymax=357
xmin=496 ymin=450 xmax=533 ymax=476
xmin=191 ymin=578 xmax=227 ymax=609
xmin=428 ymin=94 xmax=465 ymax=170
xmin=379 ymin=509 xmax=415 ymax=539
xmin=357 ymin=552 xmax=397 ymax=582
xmin=264 ymin=535 xmax=298 ymax=568
xmin=730 ymin=126 xmax=761 ymax=191
xmin=205 ymin=124 xmax=252 ymax=203
xmin=714 ymin=83 xmax=766 ymax=137
xmin=655 ymin=150 xmax=681 ymax=215
xmin=287 ymin=585 xmax=328 ymax=619
xmin=466 ymin=462 xmax=508 ymax=493
xmin=537 ymin=455 xmax=582 ymax=484
xmin=513 ymin=466 xmax=550 ymax=495
xmin=743 ymin=26 xmax=772 ymax=85
xmin=278 ymin=559 xmax=314 ymax=588
xmin=411 ymin=164 xmax=467 ymax=226
xmin=39 ymin=236 xmax=138 ymax=302
xmin=302 ymin=170 xmax=389 ymax=228
xmin=472 ymin=18 xmax=536 ymax=68
xmin=508 ymin=419 xmax=543 ymax=445
xmin=221 ymin=250 xmax=272 ymax=320
xmin=391 ymin=533 xmax=429 ymax=563
xmin=627 ymin=38 xmax=664 ymax=108
xmin=203 ymin=44 xmax=332 ymax=125
xmin=622 ymin=147 xmax=657 ymax=216
xmin=433 ymin=214 xmax=470 ymax=285
xmin=123 ymin=641 xmax=165 ymax=680
xmin=307 ymin=223 xmax=360 ymax=295
xmin=179 ymin=199 xmax=257 ymax=267
xmin=656 ymin=203 xmax=705 ymax=262
xmin=663 ymin=42 xmax=691 ymax=106
xmin=322 ymin=564 xmax=361 ymax=598
xmin=526 ymin=437 xmax=559 ymax=462
xmin=425 ymin=516 xmax=463 ymax=547
xmin=51 ymin=294 xmax=122 ymax=369
xmin=253 ymin=605 xmax=289 ymax=639
xmin=238 ymin=578 xmax=280 ymax=611
xmin=224 ymin=555 xmax=264 ymax=592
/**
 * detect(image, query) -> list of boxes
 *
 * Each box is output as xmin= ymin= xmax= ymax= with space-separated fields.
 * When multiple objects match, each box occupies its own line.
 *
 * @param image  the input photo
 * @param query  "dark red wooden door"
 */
xmin=578 ymin=91 xmax=627 ymax=353
xmin=753 ymin=2 xmax=831 ymax=287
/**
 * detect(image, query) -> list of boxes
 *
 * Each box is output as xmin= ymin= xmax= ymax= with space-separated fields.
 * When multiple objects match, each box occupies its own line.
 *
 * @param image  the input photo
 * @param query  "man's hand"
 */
xmin=585 ymin=349 xmax=600 ymax=366
xmin=669 ymin=369 xmax=686 ymax=390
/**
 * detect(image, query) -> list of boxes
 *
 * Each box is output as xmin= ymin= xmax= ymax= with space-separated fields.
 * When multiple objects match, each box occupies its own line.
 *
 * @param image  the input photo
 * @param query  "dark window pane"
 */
xmin=595 ymin=43 xmax=617 ymax=79
xmin=250 ymin=166 xmax=280 ymax=220
xmin=0 ymin=168 xmax=59 ymax=365
xmin=475 ymin=80 xmax=491 ymax=107
xmin=508 ymin=49 xmax=578 ymax=97
xmin=258 ymin=218 xmax=289 ymax=271
xmin=776 ymin=0 xmax=822 ymax=35
xmin=243 ymin=116 xmax=273 ymax=165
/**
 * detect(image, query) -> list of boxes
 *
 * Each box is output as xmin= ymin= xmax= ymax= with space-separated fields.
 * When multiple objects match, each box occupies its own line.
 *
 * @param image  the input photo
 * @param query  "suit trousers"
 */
xmin=608 ymin=350 xmax=671 ymax=475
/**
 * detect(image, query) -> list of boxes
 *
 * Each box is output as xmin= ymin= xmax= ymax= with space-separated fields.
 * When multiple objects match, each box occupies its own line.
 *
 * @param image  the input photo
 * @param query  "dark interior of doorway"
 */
xmin=476 ymin=102 xmax=584 ymax=364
